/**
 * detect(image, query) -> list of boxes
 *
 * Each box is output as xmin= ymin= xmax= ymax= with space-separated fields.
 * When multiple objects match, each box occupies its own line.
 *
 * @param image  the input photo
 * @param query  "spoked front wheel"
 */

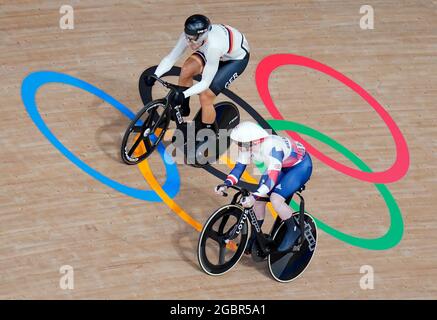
xmin=121 ymin=99 xmax=169 ymax=165
xmin=268 ymin=213 xmax=318 ymax=283
xmin=197 ymin=205 xmax=250 ymax=276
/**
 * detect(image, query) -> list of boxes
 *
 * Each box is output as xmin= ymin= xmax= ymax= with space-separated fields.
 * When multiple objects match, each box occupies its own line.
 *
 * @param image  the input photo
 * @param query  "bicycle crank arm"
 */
xmin=173 ymin=107 xmax=184 ymax=125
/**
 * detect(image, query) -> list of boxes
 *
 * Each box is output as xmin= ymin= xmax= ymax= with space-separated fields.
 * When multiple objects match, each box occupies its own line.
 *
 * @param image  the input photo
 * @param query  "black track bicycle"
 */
xmin=120 ymin=75 xmax=240 ymax=166
xmin=197 ymin=185 xmax=318 ymax=282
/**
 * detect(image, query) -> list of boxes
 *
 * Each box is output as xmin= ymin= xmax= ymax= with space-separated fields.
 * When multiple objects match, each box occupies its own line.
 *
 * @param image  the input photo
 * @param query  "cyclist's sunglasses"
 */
xmin=237 ymin=141 xmax=252 ymax=149
xmin=237 ymin=139 xmax=264 ymax=150
xmin=185 ymin=30 xmax=208 ymax=44
xmin=185 ymin=34 xmax=200 ymax=42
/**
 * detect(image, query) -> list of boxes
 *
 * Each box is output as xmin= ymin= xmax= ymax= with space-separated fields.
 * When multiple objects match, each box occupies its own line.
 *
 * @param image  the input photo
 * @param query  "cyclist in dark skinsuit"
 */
xmin=145 ymin=14 xmax=250 ymax=139
xmin=215 ymin=121 xmax=313 ymax=253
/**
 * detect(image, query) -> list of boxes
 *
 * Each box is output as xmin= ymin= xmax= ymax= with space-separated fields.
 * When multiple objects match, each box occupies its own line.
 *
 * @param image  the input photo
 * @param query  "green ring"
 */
xmin=255 ymin=119 xmax=404 ymax=250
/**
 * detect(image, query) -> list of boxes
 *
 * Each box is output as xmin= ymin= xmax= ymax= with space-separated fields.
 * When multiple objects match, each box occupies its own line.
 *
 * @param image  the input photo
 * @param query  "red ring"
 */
xmin=256 ymin=54 xmax=409 ymax=183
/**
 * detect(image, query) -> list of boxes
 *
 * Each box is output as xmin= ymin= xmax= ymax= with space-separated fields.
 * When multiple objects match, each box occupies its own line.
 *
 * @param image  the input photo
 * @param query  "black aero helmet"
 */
xmin=184 ymin=14 xmax=211 ymax=38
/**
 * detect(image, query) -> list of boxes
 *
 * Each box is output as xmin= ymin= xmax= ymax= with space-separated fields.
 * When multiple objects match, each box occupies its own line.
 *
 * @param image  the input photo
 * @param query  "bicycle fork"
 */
xmin=225 ymin=207 xmax=259 ymax=241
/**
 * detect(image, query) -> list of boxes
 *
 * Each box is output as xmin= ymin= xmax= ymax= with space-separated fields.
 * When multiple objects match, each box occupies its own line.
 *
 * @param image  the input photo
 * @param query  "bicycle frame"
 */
xmin=224 ymin=184 xmax=306 ymax=256
xmin=151 ymin=75 xmax=185 ymax=127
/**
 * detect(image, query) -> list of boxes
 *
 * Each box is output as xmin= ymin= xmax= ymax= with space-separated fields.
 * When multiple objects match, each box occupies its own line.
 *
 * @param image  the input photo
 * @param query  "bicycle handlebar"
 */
xmin=150 ymin=74 xmax=176 ymax=90
xmin=217 ymin=184 xmax=250 ymax=198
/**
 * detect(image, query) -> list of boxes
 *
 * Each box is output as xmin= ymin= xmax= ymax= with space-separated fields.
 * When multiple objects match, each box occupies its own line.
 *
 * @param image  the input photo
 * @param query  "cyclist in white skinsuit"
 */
xmin=145 ymin=14 xmax=250 ymax=137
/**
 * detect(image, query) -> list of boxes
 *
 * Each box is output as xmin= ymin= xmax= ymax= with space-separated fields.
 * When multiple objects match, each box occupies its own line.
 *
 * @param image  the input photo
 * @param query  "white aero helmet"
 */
xmin=230 ymin=121 xmax=269 ymax=148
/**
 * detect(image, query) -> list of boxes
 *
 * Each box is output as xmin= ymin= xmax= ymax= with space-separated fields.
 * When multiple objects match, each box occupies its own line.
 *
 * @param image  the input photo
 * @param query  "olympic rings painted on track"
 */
xmin=21 ymin=55 xmax=407 ymax=251
xmin=256 ymin=54 xmax=410 ymax=184
xmin=21 ymin=71 xmax=180 ymax=202
xmin=140 ymin=63 xmax=404 ymax=249
xmin=264 ymin=120 xmax=404 ymax=250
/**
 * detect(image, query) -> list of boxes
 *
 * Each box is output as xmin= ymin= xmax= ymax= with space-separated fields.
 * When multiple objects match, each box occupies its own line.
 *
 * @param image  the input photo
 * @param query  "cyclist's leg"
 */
xmin=199 ymin=89 xmax=218 ymax=130
xmin=171 ymin=54 xmax=204 ymax=144
xmin=253 ymin=169 xmax=282 ymax=221
xmin=209 ymin=53 xmax=250 ymax=96
xmin=253 ymin=199 xmax=267 ymax=221
xmin=200 ymin=53 xmax=250 ymax=132
xmin=245 ymin=169 xmax=279 ymax=254
xmin=179 ymin=54 xmax=204 ymax=116
xmin=271 ymin=154 xmax=313 ymax=251
xmin=271 ymin=154 xmax=313 ymax=218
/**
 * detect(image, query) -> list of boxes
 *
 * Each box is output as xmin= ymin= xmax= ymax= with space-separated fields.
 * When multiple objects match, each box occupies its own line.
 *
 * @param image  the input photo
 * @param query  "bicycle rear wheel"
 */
xmin=121 ymin=99 xmax=169 ymax=165
xmin=268 ymin=213 xmax=318 ymax=283
xmin=197 ymin=205 xmax=249 ymax=276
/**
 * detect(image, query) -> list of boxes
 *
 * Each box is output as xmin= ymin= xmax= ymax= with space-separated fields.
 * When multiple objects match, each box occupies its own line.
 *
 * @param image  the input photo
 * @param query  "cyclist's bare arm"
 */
xmin=155 ymin=33 xmax=188 ymax=78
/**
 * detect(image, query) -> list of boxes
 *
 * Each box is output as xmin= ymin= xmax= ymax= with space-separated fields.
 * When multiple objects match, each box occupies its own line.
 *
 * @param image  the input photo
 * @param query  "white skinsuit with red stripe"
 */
xmin=154 ymin=24 xmax=250 ymax=98
xmin=226 ymin=135 xmax=307 ymax=198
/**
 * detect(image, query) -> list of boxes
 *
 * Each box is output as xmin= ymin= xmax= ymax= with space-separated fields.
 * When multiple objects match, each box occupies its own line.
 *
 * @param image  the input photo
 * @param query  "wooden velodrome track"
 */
xmin=1 ymin=0 xmax=436 ymax=299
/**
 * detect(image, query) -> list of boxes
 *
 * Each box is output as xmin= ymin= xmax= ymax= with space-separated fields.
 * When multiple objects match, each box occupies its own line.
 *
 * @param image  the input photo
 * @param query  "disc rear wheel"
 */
xmin=268 ymin=213 xmax=318 ymax=282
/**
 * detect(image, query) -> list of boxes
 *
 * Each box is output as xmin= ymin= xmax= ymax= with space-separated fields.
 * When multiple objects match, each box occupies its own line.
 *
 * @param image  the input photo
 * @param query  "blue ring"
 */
xmin=21 ymin=71 xmax=180 ymax=202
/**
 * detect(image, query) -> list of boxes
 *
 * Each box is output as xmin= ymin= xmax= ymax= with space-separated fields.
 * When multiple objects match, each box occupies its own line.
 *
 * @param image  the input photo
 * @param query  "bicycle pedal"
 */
xmin=251 ymin=249 xmax=267 ymax=262
xmin=292 ymin=245 xmax=301 ymax=252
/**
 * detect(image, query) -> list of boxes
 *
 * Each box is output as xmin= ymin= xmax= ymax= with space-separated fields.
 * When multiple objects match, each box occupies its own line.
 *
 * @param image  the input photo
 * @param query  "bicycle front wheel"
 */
xmin=121 ymin=99 xmax=169 ymax=165
xmin=197 ymin=205 xmax=249 ymax=276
